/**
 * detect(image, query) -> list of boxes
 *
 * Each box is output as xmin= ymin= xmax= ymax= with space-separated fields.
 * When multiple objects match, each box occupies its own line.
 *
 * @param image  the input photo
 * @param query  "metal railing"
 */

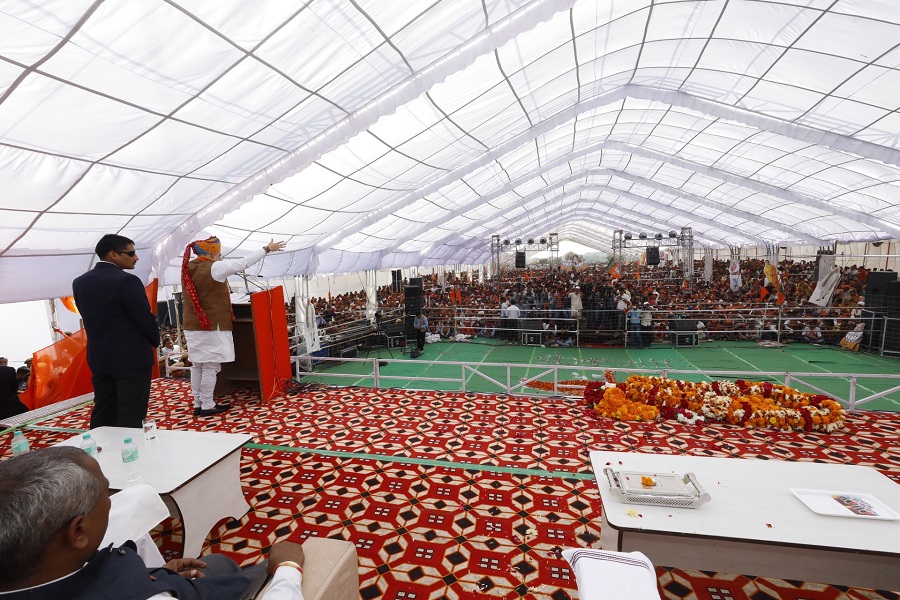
xmin=303 ymin=303 xmax=882 ymax=350
xmin=294 ymin=355 xmax=900 ymax=411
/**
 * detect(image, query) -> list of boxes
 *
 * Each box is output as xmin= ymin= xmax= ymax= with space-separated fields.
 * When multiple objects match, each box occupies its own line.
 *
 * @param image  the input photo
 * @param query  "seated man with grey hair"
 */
xmin=0 ymin=446 xmax=306 ymax=599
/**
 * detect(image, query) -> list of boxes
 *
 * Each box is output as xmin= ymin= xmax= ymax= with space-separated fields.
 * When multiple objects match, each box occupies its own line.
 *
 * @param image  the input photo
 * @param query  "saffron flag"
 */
xmin=59 ymin=296 xmax=79 ymax=314
xmin=607 ymin=258 xmax=621 ymax=280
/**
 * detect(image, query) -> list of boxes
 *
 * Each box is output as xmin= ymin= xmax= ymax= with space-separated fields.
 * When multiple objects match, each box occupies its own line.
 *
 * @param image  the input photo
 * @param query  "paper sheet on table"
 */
xmin=561 ymin=548 xmax=661 ymax=600
xmin=101 ymin=484 xmax=169 ymax=567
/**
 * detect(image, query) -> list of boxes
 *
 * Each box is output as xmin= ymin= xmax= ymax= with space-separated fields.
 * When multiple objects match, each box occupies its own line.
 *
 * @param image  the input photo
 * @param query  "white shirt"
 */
xmin=152 ymin=568 xmax=303 ymax=600
xmin=507 ymin=304 xmax=520 ymax=319
xmin=185 ymin=249 xmax=268 ymax=364
xmin=568 ymin=292 xmax=582 ymax=311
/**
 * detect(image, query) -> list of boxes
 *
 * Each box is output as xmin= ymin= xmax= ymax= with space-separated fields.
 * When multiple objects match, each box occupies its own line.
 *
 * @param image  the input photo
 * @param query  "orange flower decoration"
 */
xmin=524 ymin=373 xmax=845 ymax=433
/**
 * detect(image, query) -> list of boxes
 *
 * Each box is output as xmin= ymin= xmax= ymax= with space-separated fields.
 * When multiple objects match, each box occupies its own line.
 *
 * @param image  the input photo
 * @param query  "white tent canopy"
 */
xmin=2 ymin=0 xmax=899 ymax=303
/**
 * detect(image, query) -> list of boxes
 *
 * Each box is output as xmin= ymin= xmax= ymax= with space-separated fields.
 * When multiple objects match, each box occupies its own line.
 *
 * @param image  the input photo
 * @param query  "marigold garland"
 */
xmin=524 ymin=371 xmax=845 ymax=433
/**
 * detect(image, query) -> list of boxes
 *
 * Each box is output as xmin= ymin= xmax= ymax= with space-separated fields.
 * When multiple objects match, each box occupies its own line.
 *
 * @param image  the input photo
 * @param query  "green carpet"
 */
xmin=316 ymin=340 xmax=900 ymax=411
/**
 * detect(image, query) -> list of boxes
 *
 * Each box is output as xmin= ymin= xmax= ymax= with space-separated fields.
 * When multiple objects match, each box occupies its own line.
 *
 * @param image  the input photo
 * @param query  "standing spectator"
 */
xmin=413 ymin=309 xmax=429 ymax=352
xmin=640 ymin=302 xmax=653 ymax=346
xmin=499 ymin=295 xmax=510 ymax=340
xmin=568 ymin=286 xmax=583 ymax=320
xmin=626 ymin=303 xmax=643 ymax=347
xmin=615 ymin=287 xmax=631 ymax=333
xmin=1 ymin=360 xmax=28 ymax=420
xmin=182 ymin=237 xmax=286 ymax=417
xmin=507 ymin=300 xmax=521 ymax=343
xmin=72 ymin=234 xmax=160 ymax=429
xmin=16 ymin=367 xmax=30 ymax=392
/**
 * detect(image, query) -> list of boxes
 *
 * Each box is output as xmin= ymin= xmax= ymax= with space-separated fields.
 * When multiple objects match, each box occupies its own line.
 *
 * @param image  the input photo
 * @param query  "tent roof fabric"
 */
xmin=2 ymin=0 xmax=899 ymax=302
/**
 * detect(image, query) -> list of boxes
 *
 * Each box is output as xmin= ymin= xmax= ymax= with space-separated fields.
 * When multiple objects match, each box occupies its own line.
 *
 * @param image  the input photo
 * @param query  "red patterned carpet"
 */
xmin=13 ymin=378 xmax=900 ymax=600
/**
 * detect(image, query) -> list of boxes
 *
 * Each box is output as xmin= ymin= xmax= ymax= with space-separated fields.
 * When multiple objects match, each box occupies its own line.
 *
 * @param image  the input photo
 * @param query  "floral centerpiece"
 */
xmin=525 ymin=371 xmax=845 ymax=433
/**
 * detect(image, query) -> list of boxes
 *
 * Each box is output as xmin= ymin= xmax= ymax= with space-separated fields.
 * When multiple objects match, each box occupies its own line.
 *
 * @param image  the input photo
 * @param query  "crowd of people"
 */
xmin=307 ymin=256 xmax=878 ymax=348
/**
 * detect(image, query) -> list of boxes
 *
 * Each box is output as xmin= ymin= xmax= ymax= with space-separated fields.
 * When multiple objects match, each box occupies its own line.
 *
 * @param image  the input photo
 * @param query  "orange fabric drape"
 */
xmin=24 ymin=330 xmax=93 ymax=410
xmin=146 ymin=279 xmax=160 ymax=380
xmin=23 ymin=279 xmax=159 ymax=410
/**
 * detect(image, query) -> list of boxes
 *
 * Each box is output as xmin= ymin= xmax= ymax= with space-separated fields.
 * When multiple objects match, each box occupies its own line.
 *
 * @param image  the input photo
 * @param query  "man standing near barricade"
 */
xmin=72 ymin=234 xmax=160 ymax=428
xmin=640 ymin=302 xmax=653 ymax=346
xmin=181 ymin=237 xmax=286 ymax=417
xmin=413 ymin=309 xmax=429 ymax=353
xmin=507 ymin=300 xmax=521 ymax=343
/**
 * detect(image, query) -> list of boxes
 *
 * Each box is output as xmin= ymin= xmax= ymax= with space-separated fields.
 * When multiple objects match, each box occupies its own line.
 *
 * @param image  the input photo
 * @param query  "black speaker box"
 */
xmin=391 ymin=270 xmax=402 ymax=293
xmin=408 ymin=276 xmax=423 ymax=289
xmin=674 ymin=319 xmax=697 ymax=331
xmin=866 ymin=271 xmax=897 ymax=297
xmin=888 ymin=280 xmax=900 ymax=317
xmin=884 ymin=319 xmax=900 ymax=353
xmin=515 ymin=251 xmax=526 ymax=268
xmin=404 ymin=288 xmax=424 ymax=316
xmin=646 ymin=246 xmax=660 ymax=265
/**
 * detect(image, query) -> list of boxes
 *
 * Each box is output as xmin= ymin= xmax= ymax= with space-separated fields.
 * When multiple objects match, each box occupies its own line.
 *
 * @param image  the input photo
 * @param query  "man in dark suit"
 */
xmin=73 ymin=234 xmax=160 ymax=428
xmin=0 ymin=359 xmax=28 ymax=420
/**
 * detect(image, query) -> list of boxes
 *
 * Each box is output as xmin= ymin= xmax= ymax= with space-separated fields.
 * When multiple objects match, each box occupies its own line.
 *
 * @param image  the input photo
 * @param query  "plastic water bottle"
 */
xmin=10 ymin=431 xmax=30 ymax=455
xmin=80 ymin=434 xmax=98 ymax=457
xmin=121 ymin=437 xmax=142 ymax=485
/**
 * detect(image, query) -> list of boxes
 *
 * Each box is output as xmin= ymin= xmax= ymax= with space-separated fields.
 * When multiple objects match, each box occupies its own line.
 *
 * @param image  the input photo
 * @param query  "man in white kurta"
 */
xmin=181 ymin=237 xmax=286 ymax=417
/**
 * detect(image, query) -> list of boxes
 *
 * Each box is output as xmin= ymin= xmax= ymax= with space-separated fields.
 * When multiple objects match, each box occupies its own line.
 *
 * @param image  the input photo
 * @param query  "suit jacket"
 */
xmin=72 ymin=262 xmax=160 ymax=374
xmin=0 ymin=365 xmax=27 ymax=419
xmin=0 ymin=543 xmax=248 ymax=600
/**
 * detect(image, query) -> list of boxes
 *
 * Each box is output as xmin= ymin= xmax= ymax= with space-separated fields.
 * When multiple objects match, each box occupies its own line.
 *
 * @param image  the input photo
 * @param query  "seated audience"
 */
xmin=802 ymin=321 xmax=825 ymax=344
xmin=840 ymin=322 xmax=866 ymax=352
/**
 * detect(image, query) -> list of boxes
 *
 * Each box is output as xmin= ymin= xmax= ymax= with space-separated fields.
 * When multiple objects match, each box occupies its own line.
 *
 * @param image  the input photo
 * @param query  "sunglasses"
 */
xmin=117 ymin=250 xmax=137 ymax=257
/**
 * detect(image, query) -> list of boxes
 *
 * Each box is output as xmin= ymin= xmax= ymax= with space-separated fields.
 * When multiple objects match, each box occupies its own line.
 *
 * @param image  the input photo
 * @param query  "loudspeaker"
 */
xmin=646 ymin=247 xmax=660 ymax=266
xmin=515 ymin=251 xmax=526 ymax=268
xmin=888 ymin=280 xmax=900 ymax=318
xmin=391 ymin=270 xmax=402 ymax=293
xmin=674 ymin=319 xmax=698 ymax=331
xmin=866 ymin=271 xmax=897 ymax=296
xmin=409 ymin=277 xmax=423 ymax=289
xmin=884 ymin=319 xmax=900 ymax=354
xmin=404 ymin=286 xmax=424 ymax=316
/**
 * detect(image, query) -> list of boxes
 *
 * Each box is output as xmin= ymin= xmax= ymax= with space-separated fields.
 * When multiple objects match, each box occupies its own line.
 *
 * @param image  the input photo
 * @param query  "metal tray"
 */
xmin=604 ymin=468 xmax=711 ymax=509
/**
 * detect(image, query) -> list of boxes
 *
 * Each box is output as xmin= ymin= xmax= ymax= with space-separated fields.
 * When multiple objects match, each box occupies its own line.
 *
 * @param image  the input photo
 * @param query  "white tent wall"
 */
xmin=2 ymin=1 xmax=900 ymax=304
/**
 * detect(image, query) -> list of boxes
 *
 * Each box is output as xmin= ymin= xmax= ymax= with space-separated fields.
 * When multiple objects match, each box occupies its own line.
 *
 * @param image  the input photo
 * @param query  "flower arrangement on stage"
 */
xmin=524 ymin=371 xmax=845 ymax=432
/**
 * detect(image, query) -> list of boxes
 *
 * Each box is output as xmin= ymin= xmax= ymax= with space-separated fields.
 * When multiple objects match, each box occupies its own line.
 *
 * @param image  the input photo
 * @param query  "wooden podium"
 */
xmin=216 ymin=286 xmax=292 ymax=402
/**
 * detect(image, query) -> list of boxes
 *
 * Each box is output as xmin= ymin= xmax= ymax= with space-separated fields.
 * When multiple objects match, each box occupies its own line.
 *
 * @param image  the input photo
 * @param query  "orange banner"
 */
xmin=23 ymin=279 xmax=159 ymax=410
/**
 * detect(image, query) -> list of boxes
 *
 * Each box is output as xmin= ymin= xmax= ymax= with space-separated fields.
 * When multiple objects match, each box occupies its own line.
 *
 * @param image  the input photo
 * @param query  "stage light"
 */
xmin=515 ymin=238 xmax=522 ymax=245
xmin=540 ymin=237 xmax=546 ymax=244
xmin=528 ymin=238 xmax=534 ymax=244
xmin=655 ymin=233 xmax=663 ymax=240
xmin=624 ymin=233 xmax=633 ymax=240
xmin=503 ymin=239 xmax=510 ymax=245
xmin=639 ymin=232 xmax=647 ymax=239
xmin=669 ymin=231 xmax=677 ymax=238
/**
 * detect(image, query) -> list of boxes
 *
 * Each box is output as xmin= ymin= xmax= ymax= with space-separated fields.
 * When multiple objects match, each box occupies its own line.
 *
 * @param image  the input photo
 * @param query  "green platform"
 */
xmin=307 ymin=339 xmax=900 ymax=411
